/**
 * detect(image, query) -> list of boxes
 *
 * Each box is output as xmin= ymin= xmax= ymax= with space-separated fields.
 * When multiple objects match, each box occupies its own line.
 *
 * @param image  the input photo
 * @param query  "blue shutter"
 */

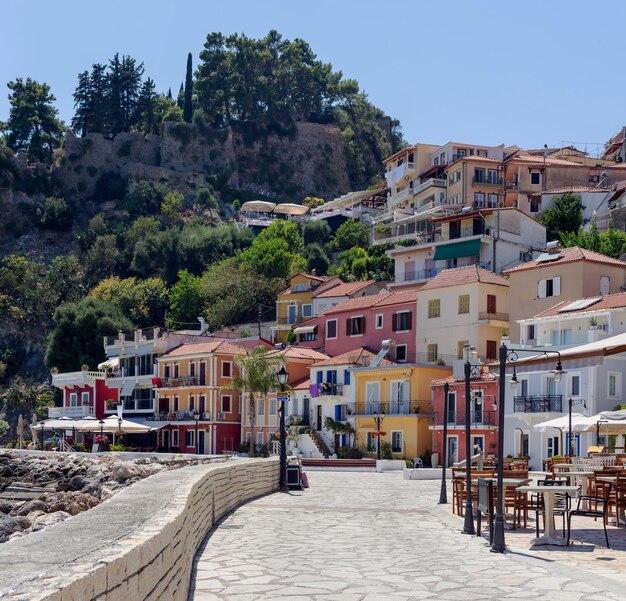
xmin=344 ymin=370 xmax=351 ymax=385
xmin=335 ymin=404 xmax=341 ymax=420
xmin=327 ymin=370 xmax=337 ymax=383
xmin=316 ymin=371 xmax=323 ymax=384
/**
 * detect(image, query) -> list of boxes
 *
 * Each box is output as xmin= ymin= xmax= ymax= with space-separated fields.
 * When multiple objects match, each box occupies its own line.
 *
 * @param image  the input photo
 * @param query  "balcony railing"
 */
xmin=472 ymin=176 xmax=502 ymax=186
xmin=319 ymin=383 xmax=344 ymax=396
xmin=47 ymin=405 xmax=96 ymax=419
xmin=356 ymin=400 xmax=431 ymax=416
xmin=110 ymin=367 xmax=155 ymax=379
xmin=276 ymin=315 xmax=304 ymax=326
xmin=433 ymin=410 xmax=496 ymax=427
xmin=156 ymin=376 xmax=207 ymax=388
xmin=399 ymin=267 xmax=443 ymax=283
xmin=413 ymin=178 xmax=447 ymax=196
xmin=514 ymin=395 xmax=563 ymax=413
xmin=478 ymin=311 xmax=510 ymax=322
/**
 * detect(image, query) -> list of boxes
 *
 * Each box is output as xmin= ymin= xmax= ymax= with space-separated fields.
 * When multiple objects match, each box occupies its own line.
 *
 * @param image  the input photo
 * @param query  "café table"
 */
xmin=480 ymin=477 xmax=531 ymax=529
xmin=516 ymin=484 xmax=580 ymax=546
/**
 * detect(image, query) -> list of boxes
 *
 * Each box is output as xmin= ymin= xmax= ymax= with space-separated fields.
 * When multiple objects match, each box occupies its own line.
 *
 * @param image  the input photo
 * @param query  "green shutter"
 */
xmin=432 ymin=239 xmax=482 ymax=261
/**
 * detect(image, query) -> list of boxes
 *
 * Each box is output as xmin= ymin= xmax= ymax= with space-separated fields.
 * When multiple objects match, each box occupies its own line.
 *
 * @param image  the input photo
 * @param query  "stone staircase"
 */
xmin=308 ymin=430 xmax=332 ymax=459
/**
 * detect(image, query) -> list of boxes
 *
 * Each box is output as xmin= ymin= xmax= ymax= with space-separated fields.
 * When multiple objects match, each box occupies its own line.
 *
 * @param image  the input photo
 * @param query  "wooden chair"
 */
xmin=567 ymin=482 xmax=613 ymax=548
xmin=607 ymin=474 xmax=626 ymax=526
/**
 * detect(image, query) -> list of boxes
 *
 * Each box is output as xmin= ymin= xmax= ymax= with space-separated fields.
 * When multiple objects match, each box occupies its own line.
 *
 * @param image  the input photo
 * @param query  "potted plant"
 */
xmin=81 ymin=364 xmax=89 ymax=372
xmin=588 ymin=317 xmax=599 ymax=329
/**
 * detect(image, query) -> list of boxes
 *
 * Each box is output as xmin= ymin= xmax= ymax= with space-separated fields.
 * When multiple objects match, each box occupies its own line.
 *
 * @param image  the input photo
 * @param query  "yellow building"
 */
xmin=272 ymin=272 xmax=329 ymax=343
xmin=353 ymin=362 xmax=451 ymax=459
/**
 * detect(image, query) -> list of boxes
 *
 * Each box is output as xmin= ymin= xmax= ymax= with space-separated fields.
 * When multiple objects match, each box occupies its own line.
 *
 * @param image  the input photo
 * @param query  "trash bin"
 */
xmin=286 ymin=464 xmax=302 ymax=490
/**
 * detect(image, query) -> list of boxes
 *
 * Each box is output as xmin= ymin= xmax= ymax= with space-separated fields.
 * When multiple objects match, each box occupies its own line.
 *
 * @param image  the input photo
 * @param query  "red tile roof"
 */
xmin=292 ymin=376 xmax=311 ymax=390
xmin=533 ymin=292 xmax=626 ymax=319
xmin=504 ymin=246 xmax=626 ymax=274
xmin=314 ymin=280 xmax=376 ymax=299
xmin=321 ymin=289 xmax=418 ymax=314
xmin=507 ymin=153 xmax=578 ymax=167
xmin=267 ymin=347 xmax=329 ymax=362
xmin=161 ymin=339 xmax=246 ymax=357
xmin=314 ymin=347 xmax=393 ymax=367
xmin=419 ymin=266 xmax=509 ymax=291
xmin=544 ymin=186 xmax=612 ymax=194
xmin=432 ymin=368 xmax=496 ymax=386
xmin=313 ymin=276 xmax=343 ymax=295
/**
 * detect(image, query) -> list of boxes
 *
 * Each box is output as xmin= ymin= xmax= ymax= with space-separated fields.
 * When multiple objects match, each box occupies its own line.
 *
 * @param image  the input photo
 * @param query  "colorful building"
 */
xmin=430 ymin=365 xmax=499 ymax=466
xmin=154 ymin=339 xmax=245 ymax=454
xmin=50 ymin=368 xmax=118 ymax=420
xmin=353 ymin=361 xmax=450 ymax=460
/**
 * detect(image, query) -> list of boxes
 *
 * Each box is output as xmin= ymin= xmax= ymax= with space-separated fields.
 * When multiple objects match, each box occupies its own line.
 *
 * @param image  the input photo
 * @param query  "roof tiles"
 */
xmin=505 ymin=246 xmax=626 ymax=274
xmin=161 ymin=339 xmax=246 ymax=357
xmin=314 ymin=347 xmax=393 ymax=367
xmin=533 ymin=292 xmax=626 ymax=319
xmin=419 ymin=265 xmax=509 ymax=291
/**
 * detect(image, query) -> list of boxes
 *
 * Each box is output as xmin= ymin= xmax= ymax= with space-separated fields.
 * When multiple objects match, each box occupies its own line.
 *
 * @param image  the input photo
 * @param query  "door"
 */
xmin=447 ymin=436 xmax=458 ymax=466
xmin=472 ymin=435 xmax=484 ymax=454
xmin=198 ymin=430 xmax=205 ymax=454
xmin=326 ymin=370 xmax=337 ymax=394
xmin=316 ymin=405 xmax=322 ymax=431
xmin=447 ymin=391 xmax=456 ymax=425
xmin=471 ymin=391 xmax=483 ymax=424
xmin=288 ymin=304 xmax=298 ymax=324
xmin=487 ymin=294 xmax=496 ymax=314
xmin=303 ymin=397 xmax=310 ymax=425
xmin=486 ymin=340 xmax=497 ymax=361
xmin=162 ymin=430 xmax=170 ymax=450
xmin=199 ymin=362 xmax=206 ymax=386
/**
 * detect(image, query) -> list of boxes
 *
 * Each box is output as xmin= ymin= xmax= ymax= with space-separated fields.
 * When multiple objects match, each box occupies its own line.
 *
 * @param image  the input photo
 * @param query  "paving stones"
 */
xmin=189 ymin=473 xmax=626 ymax=601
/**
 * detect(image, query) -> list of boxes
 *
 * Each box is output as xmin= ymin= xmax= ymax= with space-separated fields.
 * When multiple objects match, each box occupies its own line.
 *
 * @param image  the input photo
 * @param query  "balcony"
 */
xmin=478 ymin=311 xmax=510 ymax=323
xmin=48 ymin=405 xmax=95 ymax=419
xmin=514 ymin=395 xmax=563 ymax=413
xmin=398 ymin=267 xmax=443 ymax=284
xmin=155 ymin=376 xmax=207 ymax=388
xmin=51 ymin=370 xmax=105 ymax=387
xmin=147 ymin=411 xmax=214 ymax=422
xmin=433 ymin=410 xmax=496 ymax=427
xmin=104 ymin=327 xmax=164 ymax=350
xmin=472 ymin=176 xmax=502 ymax=186
xmin=319 ymin=383 xmax=344 ymax=396
xmin=356 ymin=400 xmax=431 ymax=416
xmin=413 ymin=178 xmax=447 ymax=196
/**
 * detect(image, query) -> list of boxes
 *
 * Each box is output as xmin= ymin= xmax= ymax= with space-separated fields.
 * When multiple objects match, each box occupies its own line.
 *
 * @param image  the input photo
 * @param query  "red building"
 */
xmin=50 ymin=369 xmax=118 ymax=420
xmin=430 ymin=366 xmax=499 ymax=465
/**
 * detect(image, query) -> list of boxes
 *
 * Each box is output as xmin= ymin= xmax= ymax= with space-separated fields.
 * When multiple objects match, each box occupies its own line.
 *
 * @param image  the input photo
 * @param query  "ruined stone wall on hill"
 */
xmin=54 ymin=121 xmax=350 ymax=202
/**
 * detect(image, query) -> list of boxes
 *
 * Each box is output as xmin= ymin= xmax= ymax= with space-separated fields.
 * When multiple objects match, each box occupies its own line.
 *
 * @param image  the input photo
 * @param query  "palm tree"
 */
xmin=231 ymin=345 xmax=280 ymax=457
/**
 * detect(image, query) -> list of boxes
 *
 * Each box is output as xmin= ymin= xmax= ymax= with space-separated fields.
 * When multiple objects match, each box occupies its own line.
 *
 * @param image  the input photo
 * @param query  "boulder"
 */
xmin=68 ymin=475 xmax=87 ymax=491
xmin=0 ymin=514 xmax=22 ymax=542
xmin=30 ymin=511 xmax=71 ymax=532
xmin=42 ymin=492 xmax=99 ymax=516
xmin=111 ymin=463 xmax=140 ymax=482
xmin=15 ymin=499 xmax=45 ymax=516
xmin=0 ymin=500 xmax=13 ymax=514
xmin=14 ymin=516 xmax=31 ymax=531
xmin=8 ymin=531 xmax=24 ymax=541
xmin=81 ymin=482 xmax=103 ymax=499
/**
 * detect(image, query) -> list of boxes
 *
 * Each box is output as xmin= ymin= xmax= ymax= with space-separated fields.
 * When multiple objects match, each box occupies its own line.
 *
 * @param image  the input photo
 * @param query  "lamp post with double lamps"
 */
xmin=275 ymin=366 xmax=289 ymax=492
xmin=372 ymin=408 xmax=386 ymax=460
xmin=193 ymin=410 xmax=200 ymax=454
xmin=462 ymin=347 xmax=481 ymax=535
xmin=493 ymin=344 xmax=564 ymax=553
xmin=568 ymin=397 xmax=587 ymax=457
xmin=438 ymin=382 xmax=449 ymax=504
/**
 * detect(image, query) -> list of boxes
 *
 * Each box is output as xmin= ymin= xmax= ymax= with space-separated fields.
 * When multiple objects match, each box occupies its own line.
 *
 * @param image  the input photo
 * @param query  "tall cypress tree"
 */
xmin=183 ymin=52 xmax=193 ymax=123
xmin=177 ymin=83 xmax=184 ymax=109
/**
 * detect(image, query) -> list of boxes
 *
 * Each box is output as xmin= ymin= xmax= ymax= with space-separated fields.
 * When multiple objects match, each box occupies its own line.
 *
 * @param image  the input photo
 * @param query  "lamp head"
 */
xmin=509 ymin=366 xmax=520 ymax=390
xmin=551 ymin=360 xmax=564 ymax=383
xmin=275 ymin=366 xmax=289 ymax=387
xmin=193 ymin=410 xmax=200 ymax=420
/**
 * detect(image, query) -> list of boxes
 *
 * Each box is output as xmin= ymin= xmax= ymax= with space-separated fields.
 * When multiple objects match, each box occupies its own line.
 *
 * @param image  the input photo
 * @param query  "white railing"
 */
xmin=51 ymin=371 xmax=104 ymax=387
xmin=413 ymin=178 xmax=447 ymax=196
xmin=48 ymin=405 xmax=96 ymax=418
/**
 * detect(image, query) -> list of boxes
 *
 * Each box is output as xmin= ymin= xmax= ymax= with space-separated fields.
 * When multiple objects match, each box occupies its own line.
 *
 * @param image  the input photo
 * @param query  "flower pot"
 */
xmin=431 ymin=452 xmax=439 ymax=468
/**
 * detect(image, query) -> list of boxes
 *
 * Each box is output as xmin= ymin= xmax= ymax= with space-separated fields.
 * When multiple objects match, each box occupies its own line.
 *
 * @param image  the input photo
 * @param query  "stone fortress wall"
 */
xmin=0 ymin=457 xmax=279 ymax=600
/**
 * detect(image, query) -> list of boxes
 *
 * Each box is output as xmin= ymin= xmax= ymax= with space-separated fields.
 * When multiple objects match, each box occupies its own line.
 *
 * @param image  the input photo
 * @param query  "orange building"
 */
xmin=154 ymin=340 xmax=245 ymax=454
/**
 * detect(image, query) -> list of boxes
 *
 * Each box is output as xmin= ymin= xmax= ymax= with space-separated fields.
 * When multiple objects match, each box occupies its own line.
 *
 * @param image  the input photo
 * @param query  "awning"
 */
xmin=273 ymin=203 xmax=309 ymax=216
xmin=120 ymin=380 xmax=135 ymax=397
xmin=294 ymin=325 xmax=317 ymax=334
xmin=433 ymin=239 xmax=481 ymax=261
xmin=98 ymin=357 xmax=119 ymax=369
xmin=240 ymin=200 xmax=276 ymax=213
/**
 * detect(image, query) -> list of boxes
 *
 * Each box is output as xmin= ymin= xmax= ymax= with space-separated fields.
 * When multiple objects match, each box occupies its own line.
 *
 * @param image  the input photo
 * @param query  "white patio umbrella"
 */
xmin=273 ymin=203 xmax=309 ymax=216
xmin=533 ymin=413 xmax=593 ymax=433
xmin=240 ymin=200 xmax=276 ymax=213
xmin=74 ymin=416 xmax=151 ymax=433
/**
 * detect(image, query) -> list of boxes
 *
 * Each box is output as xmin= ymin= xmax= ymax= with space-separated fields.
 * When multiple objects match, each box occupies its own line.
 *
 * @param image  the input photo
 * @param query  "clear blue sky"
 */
xmin=2 ymin=0 xmax=624 ymax=152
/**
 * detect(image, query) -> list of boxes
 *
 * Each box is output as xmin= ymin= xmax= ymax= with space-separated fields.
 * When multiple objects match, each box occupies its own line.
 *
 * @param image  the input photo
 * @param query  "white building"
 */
xmin=504 ymin=293 xmax=626 ymax=469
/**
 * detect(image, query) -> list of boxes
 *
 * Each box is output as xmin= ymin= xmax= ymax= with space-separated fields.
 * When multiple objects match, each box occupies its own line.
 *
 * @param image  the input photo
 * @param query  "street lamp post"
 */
xmin=463 ymin=351 xmax=480 ymax=535
xmin=193 ymin=410 xmax=200 ymax=454
xmin=567 ymin=397 xmax=587 ymax=457
xmin=275 ymin=366 xmax=289 ymax=492
xmin=373 ymin=409 xmax=385 ymax=460
xmin=438 ymin=382 xmax=449 ymax=504
xmin=99 ymin=419 xmax=105 ymax=452
xmin=39 ymin=423 xmax=45 ymax=451
xmin=493 ymin=344 xmax=563 ymax=553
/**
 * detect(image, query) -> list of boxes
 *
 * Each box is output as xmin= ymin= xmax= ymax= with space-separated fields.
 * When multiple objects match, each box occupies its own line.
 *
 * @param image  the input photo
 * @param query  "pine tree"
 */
xmin=184 ymin=52 xmax=193 ymax=123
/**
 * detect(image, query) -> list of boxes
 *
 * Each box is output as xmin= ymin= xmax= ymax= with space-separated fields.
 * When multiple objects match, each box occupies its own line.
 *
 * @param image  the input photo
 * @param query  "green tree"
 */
xmin=38 ymin=196 xmax=73 ymax=231
xmin=45 ymin=297 xmax=132 ymax=371
xmin=195 ymin=188 xmax=218 ymax=220
xmin=230 ymin=346 xmax=280 ymax=457
xmin=1 ymin=78 xmax=64 ymax=164
xmin=302 ymin=219 xmax=332 ymax=246
xmin=0 ymin=378 xmax=51 ymax=443
xmin=561 ymin=218 xmax=626 ymax=259
xmin=305 ymin=242 xmax=330 ymax=275
xmin=169 ymin=270 xmax=203 ymax=325
xmin=84 ymin=234 xmax=121 ymax=284
xmin=161 ymin=191 xmax=185 ymax=218
xmin=107 ymin=53 xmax=145 ymax=134
xmin=538 ymin=193 xmax=585 ymax=241
xmin=89 ymin=276 xmax=168 ymax=327
xmin=328 ymin=218 xmax=369 ymax=252
xmin=184 ymin=52 xmax=193 ymax=123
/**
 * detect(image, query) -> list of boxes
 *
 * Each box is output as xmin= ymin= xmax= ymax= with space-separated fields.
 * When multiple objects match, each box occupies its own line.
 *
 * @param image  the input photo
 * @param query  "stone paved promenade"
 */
xmin=189 ymin=472 xmax=626 ymax=601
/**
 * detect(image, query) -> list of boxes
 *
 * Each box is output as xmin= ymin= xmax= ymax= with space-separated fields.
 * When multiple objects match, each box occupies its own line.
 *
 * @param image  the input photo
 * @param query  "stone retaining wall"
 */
xmin=0 ymin=457 xmax=279 ymax=600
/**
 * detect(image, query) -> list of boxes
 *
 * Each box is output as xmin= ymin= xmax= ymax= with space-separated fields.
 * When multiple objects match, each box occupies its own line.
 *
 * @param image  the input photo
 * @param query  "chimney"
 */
xmin=311 ymin=269 xmax=317 ymax=277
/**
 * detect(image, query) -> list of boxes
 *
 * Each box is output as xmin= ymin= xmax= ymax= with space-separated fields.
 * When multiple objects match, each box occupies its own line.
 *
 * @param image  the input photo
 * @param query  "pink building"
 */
xmin=295 ymin=290 xmax=419 ymax=363
xmin=430 ymin=368 xmax=499 ymax=465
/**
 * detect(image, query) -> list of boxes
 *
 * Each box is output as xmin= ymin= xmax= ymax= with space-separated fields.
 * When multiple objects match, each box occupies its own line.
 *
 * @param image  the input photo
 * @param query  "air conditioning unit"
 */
xmin=217 ymin=412 xmax=226 ymax=420
xmin=202 ymin=412 xmax=211 ymax=420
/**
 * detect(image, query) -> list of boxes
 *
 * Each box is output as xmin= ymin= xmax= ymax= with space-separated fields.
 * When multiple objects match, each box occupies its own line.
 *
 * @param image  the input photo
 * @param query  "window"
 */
xmin=172 ymin=430 xmax=179 ymax=447
xmin=366 ymin=382 xmax=380 ymax=408
xmin=291 ymin=282 xmax=308 ymax=292
xmin=458 ymin=294 xmax=470 ymax=314
xmin=173 ymin=363 xmax=179 ymax=379
xmin=199 ymin=395 xmax=206 ymax=414
xmin=474 ymin=192 xmax=485 ymax=207
xmin=81 ymin=392 xmax=90 ymax=406
xmin=366 ymin=431 xmax=375 ymax=451
xmin=427 ymin=343 xmax=438 ymax=362
xmin=530 ymin=171 xmax=541 ymax=185
xmin=257 ymin=432 xmax=264 ymax=445
xmin=428 ymin=299 xmax=441 ymax=318
xmin=486 ymin=340 xmax=497 ymax=361
xmin=221 ymin=361 xmax=232 ymax=378
xmin=545 ymin=377 xmax=556 ymax=396
xmin=487 ymin=294 xmax=497 ymax=314
xmin=538 ymin=277 xmax=560 ymax=298
xmin=189 ymin=395 xmax=195 ymax=411
xmin=269 ymin=397 xmax=277 ymax=415
xmin=395 ymin=345 xmax=407 ymax=362
xmin=530 ymin=201 xmax=540 ymax=213
xmin=391 ymin=431 xmax=403 ymax=453
xmin=472 ymin=436 xmax=484 ymax=453
xmin=526 ymin=324 xmax=536 ymax=342
xmin=393 ymin=311 xmax=411 ymax=332
xmin=69 ymin=393 xmax=78 ymax=407
xmin=164 ymin=364 xmax=170 ymax=379
xmin=474 ymin=168 xmax=485 ymax=183
xmin=609 ymin=373 xmax=621 ymax=398
xmin=375 ymin=314 xmax=384 ymax=329
xmin=287 ymin=304 xmax=298 ymax=324
xmin=488 ymin=169 xmax=499 ymax=184
xmin=258 ymin=400 xmax=265 ymax=415
xmin=547 ymin=436 xmax=559 ymax=458
xmin=570 ymin=374 xmax=580 ymax=397
xmin=520 ymin=378 xmax=529 ymax=397
xmin=222 ymin=395 xmax=231 ymax=413
xmin=346 ymin=316 xmax=365 ymax=336
xmin=487 ymin=193 xmax=498 ymax=208
xmin=449 ymin=169 xmax=461 ymax=184
xmin=185 ymin=430 xmax=195 ymax=448
xmin=326 ymin=319 xmax=337 ymax=339
xmin=302 ymin=304 xmax=313 ymax=318
xmin=173 ymin=396 xmax=179 ymax=413
xmin=600 ymin=276 xmax=610 ymax=295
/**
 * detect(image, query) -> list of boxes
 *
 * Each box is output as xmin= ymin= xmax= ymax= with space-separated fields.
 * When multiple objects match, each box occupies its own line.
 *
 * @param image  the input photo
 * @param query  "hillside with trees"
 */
xmin=0 ymin=30 xmax=402 ymax=433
